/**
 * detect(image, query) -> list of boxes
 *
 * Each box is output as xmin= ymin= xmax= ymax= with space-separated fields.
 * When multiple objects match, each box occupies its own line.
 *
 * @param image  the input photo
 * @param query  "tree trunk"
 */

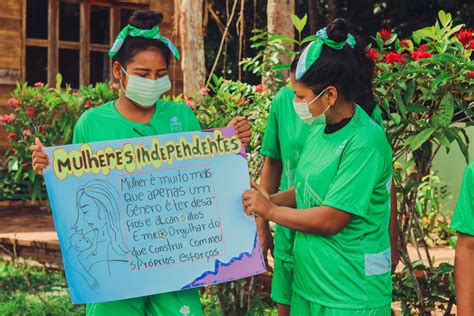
xmin=308 ymin=0 xmax=318 ymax=34
xmin=267 ymin=0 xmax=295 ymax=83
xmin=176 ymin=0 xmax=206 ymax=97
xmin=326 ymin=0 xmax=340 ymax=23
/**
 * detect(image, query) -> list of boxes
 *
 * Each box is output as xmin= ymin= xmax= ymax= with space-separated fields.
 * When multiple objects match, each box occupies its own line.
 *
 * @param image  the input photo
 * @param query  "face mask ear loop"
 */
xmin=118 ymin=65 xmax=127 ymax=91
xmin=307 ymin=87 xmax=328 ymax=108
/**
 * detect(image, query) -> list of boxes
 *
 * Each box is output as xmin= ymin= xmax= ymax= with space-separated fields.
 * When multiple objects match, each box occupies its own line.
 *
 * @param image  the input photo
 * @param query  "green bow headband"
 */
xmin=295 ymin=28 xmax=356 ymax=80
xmin=108 ymin=24 xmax=180 ymax=60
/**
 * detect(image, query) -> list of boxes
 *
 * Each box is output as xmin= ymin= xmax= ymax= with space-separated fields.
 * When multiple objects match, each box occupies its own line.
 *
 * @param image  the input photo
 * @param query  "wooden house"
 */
xmin=0 ymin=0 xmax=187 ymax=151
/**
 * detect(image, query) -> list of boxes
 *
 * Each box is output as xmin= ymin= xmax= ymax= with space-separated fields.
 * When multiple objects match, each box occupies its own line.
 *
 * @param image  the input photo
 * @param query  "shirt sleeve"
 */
xmin=72 ymin=114 xmax=90 ymax=144
xmin=188 ymin=113 xmax=202 ymax=132
xmin=322 ymin=145 xmax=385 ymax=218
xmin=370 ymin=106 xmax=385 ymax=131
xmin=450 ymin=164 xmax=474 ymax=236
xmin=178 ymin=103 xmax=201 ymax=132
xmin=260 ymin=99 xmax=281 ymax=160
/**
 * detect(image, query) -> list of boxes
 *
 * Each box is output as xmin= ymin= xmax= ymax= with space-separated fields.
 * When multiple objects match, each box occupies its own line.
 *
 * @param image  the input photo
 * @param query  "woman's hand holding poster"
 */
xmin=42 ymin=128 xmax=265 ymax=304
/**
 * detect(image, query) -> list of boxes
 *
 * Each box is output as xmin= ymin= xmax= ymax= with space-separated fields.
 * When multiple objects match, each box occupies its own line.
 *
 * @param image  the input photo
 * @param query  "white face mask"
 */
xmin=293 ymin=88 xmax=330 ymax=125
xmin=120 ymin=66 xmax=171 ymax=108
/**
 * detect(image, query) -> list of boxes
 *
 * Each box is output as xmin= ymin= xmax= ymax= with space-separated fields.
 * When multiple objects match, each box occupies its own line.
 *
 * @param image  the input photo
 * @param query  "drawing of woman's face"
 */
xmin=78 ymin=193 xmax=107 ymax=230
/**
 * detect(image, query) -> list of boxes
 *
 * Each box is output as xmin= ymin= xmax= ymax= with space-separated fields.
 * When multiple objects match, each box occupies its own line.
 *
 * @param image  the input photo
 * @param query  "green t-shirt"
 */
xmin=370 ymin=105 xmax=384 ymax=130
xmin=450 ymin=162 xmax=474 ymax=236
xmin=72 ymin=100 xmax=201 ymax=144
xmin=292 ymin=105 xmax=393 ymax=309
xmin=260 ymin=86 xmax=386 ymax=263
xmin=260 ymin=87 xmax=310 ymax=262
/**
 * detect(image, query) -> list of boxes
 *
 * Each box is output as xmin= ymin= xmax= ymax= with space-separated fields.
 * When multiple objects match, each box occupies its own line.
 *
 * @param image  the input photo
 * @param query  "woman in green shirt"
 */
xmin=31 ymin=10 xmax=250 ymax=316
xmin=257 ymin=28 xmax=399 ymax=316
xmin=244 ymin=19 xmax=392 ymax=315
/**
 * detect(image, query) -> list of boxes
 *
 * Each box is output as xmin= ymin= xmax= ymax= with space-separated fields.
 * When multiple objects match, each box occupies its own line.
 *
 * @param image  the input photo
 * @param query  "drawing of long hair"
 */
xmin=74 ymin=179 xmax=128 ymax=255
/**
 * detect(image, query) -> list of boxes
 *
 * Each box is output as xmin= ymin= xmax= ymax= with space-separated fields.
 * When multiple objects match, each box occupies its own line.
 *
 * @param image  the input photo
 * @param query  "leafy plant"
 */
xmin=0 ymin=76 xmax=119 ymax=200
xmin=240 ymin=14 xmax=318 ymax=92
xmin=171 ymin=74 xmax=273 ymax=181
xmin=393 ymin=261 xmax=456 ymax=315
xmin=371 ymin=10 xmax=472 ymax=314
xmin=0 ymin=261 xmax=85 ymax=315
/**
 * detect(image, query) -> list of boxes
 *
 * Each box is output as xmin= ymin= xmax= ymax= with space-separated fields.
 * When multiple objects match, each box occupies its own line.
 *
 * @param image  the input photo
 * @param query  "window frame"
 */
xmin=22 ymin=0 xmax=148 ymax=86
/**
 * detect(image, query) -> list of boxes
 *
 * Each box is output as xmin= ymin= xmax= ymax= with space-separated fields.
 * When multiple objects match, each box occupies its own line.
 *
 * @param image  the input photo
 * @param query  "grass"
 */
xmin=0 ymin=261 xmax=85 ymax=315
xmin=0 ymin=261 xmax=277 ymax=315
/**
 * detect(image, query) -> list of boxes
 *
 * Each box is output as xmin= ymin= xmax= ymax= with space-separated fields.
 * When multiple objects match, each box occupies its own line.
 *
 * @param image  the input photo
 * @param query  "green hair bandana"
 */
xmin=295 ymin=27 xmax=356 ymax=80
xmin=108 ymin=24 xmax=180 ymax=60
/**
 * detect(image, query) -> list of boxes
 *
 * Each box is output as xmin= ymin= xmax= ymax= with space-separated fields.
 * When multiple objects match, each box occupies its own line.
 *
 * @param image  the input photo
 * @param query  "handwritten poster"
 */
xmin=43 ymin=128 xmax=266 ymax=304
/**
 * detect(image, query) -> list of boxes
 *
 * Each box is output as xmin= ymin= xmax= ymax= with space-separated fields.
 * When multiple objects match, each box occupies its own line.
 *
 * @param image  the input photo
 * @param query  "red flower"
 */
xmin=34 ymin=82 xmax=44 ymax=87
xmin=185 ymin=100 xmax=196 ymax=110
xmin=467 ymin=71 xmax=474 ymax=78
xmin=399 ymin=39 xmax=410 ymax=48
xmin=25 ymin=107 xmax=35 ymax=117
xmin=455 ymin=28 xmax=473 ymax=48
xmin=255 ymin=84 xmax=266 ymax=92
xmin=7 ymin=98 xmax=19 ymax=107
xmin=366 ymin=48 xmax=380 ymax=61
xmin=378 ymin=28 xmax=392 ymax=42
xmin=7 ymin=132 xmax=16 ymax=139
xmin=469 ymin=40 xmax=474 ymax=50
xmin=39 ymin=124 xmax=47 ymax=133
xmin=418 ymin=44 xmax=429 ymax=51
xmin=22 ymin=129 xmax=32 ymax=136
xmin=200 ymin=87 xmax=211 ymax=97
xmin=384 ymin=52 xmax=404 ymax=64
xmin=85 ymin=100 xmax=92 ymax=109
xmin=0 ymin=114 xmax=16 ymax=124
xmin=411 ymin=49 xmax=432 ymax=61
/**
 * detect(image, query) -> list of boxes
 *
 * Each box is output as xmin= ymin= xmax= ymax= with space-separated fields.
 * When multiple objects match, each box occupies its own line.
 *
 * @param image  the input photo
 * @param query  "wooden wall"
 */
xmin=0 ymin=0 xmax=23 ymax=151
xmin=0 ymin=0 xmax=184 ymax=154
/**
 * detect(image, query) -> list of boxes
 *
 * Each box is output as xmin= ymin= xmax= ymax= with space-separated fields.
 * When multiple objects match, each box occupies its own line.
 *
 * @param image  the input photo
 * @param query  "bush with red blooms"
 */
xmin=0 ymin=74 xmax=119 ymax=199
xmin=368 ymin=10 xmax=473 ymax=315
xmin=369 ymin=11 xmax=472 ymax=162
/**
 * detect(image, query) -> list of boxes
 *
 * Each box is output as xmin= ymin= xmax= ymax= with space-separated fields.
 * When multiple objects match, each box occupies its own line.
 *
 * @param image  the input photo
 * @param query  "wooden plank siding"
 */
xmin=0 ymin=0 xmax=184 ymax=155
xmin=0 ymin=0 xmax=23 ymax=153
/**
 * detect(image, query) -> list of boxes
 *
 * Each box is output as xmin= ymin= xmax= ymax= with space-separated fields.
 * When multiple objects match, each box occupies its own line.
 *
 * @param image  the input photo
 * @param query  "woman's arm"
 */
xmin=271 ymin=188 xmax=296 ymax=208
xmin=455 ymin=233 xmax=474 ymax=316
xmin=30 ymin=138 xmax=49 ymax=175
xmin=256 ymin=157 xmax=282 ymax=259
xmin=243 ymin=187 xmax=352 ymax=235
xmin=227 ymin=116 xmax=251 ymax=146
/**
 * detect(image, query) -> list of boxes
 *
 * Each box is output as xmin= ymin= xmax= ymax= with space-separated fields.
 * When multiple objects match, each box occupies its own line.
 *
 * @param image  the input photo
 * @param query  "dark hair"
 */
xmin=112 ymin=10 xmax=172 ymax=67
xmin=291 ymin=18 xmax=375 ymax=112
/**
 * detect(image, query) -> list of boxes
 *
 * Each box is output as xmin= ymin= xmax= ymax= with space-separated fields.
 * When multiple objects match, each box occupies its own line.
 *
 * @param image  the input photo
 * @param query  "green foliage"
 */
xmin=240 ymin=14 xmax=317 ymax=92
xmin=372 ymin=12 xmax=473 ymax=165
xmin=0 ymin=78 xmax=119 ymax=200
xmin=173 ymin=74 xmax=273 ymax=180
xmin=0 ymin=261 xmax=85 ymax=315
xmin=240 ymin=30 xmax=288 ymax=90
xmin=393 ymin=262 xmax=456 ymax=315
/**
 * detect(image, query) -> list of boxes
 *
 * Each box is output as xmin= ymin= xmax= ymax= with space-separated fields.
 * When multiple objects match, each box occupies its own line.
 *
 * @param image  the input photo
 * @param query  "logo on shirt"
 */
xmin=303 ymin=174 xmax=323 ymax=207
xmin=179 ymin=305 xmax=190 ymax=315
xmin=335 ymin=139 xmax=349 ymax=156
xmin=170 ymin=116 xmax=183 ymax=132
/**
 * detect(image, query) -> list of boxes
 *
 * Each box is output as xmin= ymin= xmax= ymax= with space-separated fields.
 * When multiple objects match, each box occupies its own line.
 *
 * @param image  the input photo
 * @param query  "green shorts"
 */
xmin=290 ymin=292 xmax=391 ymax=316
xmin=270 ymin=258 xmax=294 ymax=305
xmin=86 ymin=288 xmax=202 ymax=316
